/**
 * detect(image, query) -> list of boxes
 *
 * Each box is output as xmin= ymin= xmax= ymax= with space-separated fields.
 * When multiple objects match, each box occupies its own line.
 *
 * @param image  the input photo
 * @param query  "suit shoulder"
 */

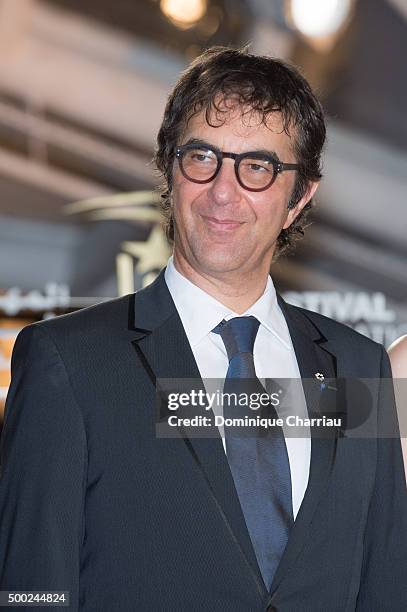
xmin=32 ymin=294 xmax=134 ymax=338
xmin=288 ymin=303 xmax=384 ymax=356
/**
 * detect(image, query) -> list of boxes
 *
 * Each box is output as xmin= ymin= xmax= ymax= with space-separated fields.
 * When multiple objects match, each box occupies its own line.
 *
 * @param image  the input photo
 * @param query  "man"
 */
xmin=0 ymin=47 xmax=406 ymax=611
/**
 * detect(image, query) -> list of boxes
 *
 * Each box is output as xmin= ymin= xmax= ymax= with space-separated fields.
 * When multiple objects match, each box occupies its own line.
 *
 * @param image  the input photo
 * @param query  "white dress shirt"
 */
xmin=164 ymin=256 xmax=310 ymax=519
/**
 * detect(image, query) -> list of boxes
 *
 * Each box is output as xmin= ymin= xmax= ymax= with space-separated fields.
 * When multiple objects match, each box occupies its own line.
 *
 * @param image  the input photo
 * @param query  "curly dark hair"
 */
xmin=154 ymin=46 xmax=326 ymax=258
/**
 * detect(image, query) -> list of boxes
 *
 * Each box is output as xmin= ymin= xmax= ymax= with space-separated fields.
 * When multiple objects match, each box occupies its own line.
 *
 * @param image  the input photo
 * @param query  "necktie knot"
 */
xmin=212 ymin=316 xmax=260 ymax=362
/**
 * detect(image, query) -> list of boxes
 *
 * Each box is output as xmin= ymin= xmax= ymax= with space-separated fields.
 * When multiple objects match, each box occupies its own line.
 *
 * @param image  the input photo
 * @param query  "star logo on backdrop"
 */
xmin=122 ymin=224 xmax=171 ymax=275
xmin=65 ymin=191 xmax=171 ymax=293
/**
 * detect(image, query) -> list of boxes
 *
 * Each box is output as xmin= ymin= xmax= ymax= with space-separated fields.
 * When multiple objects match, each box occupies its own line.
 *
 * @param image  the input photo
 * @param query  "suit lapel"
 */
xmin=131 ymin=269 xmax=268 ymax=599
xmin=270 ymin=296 xmax=340 ymax=593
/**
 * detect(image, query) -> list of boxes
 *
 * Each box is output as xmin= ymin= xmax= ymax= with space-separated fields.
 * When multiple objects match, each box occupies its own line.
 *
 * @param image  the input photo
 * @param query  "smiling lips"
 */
xmin=202 ymin=215 xmax=244 ymax=231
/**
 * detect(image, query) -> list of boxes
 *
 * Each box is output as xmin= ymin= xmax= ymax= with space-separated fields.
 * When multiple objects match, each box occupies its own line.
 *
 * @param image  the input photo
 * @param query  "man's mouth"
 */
xmin=201 ymin=215 xmax=244 ymax=231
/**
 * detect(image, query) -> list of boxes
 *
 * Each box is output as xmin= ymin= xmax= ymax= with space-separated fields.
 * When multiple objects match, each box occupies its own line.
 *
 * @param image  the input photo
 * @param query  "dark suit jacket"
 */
xmin=0 ymin=269 xmax=406 ymax=611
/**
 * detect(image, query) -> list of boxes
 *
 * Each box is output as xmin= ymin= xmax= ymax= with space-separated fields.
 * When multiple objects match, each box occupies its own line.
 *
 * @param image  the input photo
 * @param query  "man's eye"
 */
xmin=249 ymin=163 xmax=267 ymax=172
xmin=191 ymin=153 xmax=212 ymax=162
xmin=189 ymin=151 xmax=213 ymax=163
xmin=243 ymin=161 xmax=271 ymax=173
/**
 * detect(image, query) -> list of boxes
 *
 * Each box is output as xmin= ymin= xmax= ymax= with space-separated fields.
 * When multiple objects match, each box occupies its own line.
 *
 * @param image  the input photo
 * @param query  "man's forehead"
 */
xmin=183 ymin=96 xmax=293 ymax=137
xmin=181 ymin=103 xmax=295 ymax=153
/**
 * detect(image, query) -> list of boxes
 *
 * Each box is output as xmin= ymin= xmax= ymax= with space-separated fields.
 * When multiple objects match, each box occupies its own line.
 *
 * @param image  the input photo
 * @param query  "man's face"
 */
xmin=171 ymin=104 xmax=317 ymax=279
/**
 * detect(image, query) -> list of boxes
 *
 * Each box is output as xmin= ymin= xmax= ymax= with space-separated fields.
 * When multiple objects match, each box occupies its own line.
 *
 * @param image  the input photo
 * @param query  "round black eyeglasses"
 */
xmin=175 ymin=143 xmax=300 ymax=192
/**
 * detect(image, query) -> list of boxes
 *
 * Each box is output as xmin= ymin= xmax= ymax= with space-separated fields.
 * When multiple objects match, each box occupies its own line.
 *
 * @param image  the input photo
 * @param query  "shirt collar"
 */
xmin=164 ymin=256 xmax=291 ymax=350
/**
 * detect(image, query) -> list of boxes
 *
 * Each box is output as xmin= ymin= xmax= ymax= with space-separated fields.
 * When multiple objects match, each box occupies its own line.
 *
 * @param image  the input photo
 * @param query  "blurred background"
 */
xmin=1 ymin=0 xmax=407 ymax=419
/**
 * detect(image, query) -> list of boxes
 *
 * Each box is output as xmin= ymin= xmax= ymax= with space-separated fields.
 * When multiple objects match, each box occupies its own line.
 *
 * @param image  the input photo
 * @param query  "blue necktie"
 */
xmin=213 ymin=316 xmax=293 ymax=590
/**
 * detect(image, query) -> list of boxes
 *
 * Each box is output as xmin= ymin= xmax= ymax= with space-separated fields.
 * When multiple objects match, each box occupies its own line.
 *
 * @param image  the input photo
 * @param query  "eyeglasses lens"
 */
xmin=238 ymin=157 xmax=274 ymax=190
xmin=181 ymin=148 xmax=218 ymax=182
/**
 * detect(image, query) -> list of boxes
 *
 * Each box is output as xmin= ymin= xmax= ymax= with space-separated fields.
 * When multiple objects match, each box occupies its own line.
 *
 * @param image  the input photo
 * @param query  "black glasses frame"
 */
xmin=175 ymin=143 xmax=300 ymax=192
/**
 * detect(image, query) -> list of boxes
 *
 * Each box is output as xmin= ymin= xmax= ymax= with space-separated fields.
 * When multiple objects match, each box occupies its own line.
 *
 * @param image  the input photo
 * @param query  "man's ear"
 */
xmin=283 ymin=181 xmax=320 ymax=230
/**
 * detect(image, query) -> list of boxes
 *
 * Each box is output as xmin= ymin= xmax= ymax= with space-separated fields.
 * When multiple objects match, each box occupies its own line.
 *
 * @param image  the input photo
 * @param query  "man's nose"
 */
xmin=207 ymin=159 xmax=241 ymax=205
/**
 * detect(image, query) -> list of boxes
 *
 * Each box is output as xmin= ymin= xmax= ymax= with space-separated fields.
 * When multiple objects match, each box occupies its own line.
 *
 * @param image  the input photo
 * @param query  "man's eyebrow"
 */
xmin=247 ymin=148 xmax=280 ymax=160
xmin=182 ymin=138 xmax=280 ymax=159
xmin=183 ymin=137 xmax=214 ymax=148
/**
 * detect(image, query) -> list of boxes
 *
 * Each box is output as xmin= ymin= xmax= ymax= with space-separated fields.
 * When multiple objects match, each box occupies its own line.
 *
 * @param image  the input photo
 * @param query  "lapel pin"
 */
xmin=315 ymin=372 xmax=326 ymax=390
